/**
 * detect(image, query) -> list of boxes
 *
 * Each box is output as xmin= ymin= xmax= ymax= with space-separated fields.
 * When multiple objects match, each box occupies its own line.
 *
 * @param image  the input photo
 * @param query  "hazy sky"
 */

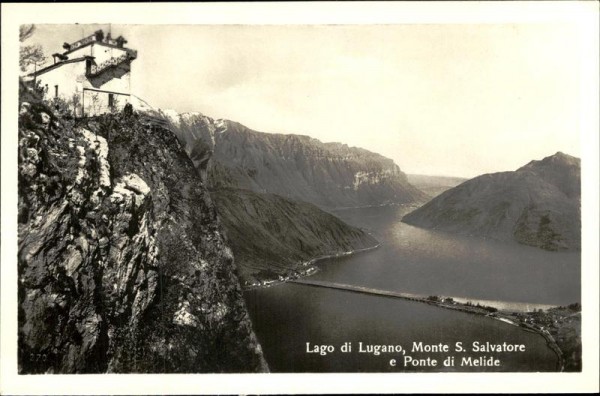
xmin=29 ymin=23 xmax=582 ymax=177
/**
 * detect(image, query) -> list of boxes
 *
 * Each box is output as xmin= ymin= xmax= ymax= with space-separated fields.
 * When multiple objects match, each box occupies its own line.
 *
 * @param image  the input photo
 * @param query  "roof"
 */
xmin=31 ymin=56 xmax=94 ymax=77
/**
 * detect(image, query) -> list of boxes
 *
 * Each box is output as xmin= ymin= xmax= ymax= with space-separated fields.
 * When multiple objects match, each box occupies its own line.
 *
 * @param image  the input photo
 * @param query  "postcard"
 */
xmin=1 ymin=2 xmax=598 ymax=394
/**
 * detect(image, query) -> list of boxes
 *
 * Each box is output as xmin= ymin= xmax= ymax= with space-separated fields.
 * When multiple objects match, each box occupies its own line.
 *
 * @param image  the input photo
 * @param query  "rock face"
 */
xmin=213 ymin=188 xmax=378 ymax=284
xmin=17 ymin=89 xmax=267 ymax=373
xmin=163 ymin=112 xmax=427 ymax=209
xmin=402 ymin=152 xmax=581 ymax=251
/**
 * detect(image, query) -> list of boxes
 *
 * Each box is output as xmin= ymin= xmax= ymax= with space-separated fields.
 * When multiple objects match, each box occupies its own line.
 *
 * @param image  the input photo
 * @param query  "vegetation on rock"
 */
xmin=17 ymin=81 xmax=267 ymax=373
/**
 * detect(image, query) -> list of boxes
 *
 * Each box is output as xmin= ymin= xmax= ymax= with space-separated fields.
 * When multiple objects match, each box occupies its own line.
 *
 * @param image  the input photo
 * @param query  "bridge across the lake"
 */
xmin=288 ymin=278 xmax=556 ymax=313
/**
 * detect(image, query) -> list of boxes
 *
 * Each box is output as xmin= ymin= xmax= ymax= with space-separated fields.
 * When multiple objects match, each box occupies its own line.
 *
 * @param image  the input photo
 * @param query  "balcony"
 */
xmin=86 ymin=53 xmax=132 ymax=77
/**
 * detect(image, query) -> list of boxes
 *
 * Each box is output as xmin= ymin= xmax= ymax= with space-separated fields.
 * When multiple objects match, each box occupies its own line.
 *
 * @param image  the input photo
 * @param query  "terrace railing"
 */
xmin=67 ymin=34 xmax=97 ymax=52
xmin=66 ymin=34 xmax=137 ymax=59
xmin=87 ymin=53 xmax=131 ymax=77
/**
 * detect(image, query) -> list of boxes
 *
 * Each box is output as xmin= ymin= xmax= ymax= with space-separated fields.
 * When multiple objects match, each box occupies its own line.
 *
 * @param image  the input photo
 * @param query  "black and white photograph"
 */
xmin=1 ymin=2 xmax=598 ymax=394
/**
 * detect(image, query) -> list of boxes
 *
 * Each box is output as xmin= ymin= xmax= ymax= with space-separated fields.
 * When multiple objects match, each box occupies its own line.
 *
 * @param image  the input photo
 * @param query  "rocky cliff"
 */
xmin=162 ymin=111 xmax=427 ymax=209
xmin=213 ymin=188 xmax=378 ymax=285
xmin=17 ymin=86 xmax=267 ymax=373
xmin=402 ymin=152 xmax=581 ymax=251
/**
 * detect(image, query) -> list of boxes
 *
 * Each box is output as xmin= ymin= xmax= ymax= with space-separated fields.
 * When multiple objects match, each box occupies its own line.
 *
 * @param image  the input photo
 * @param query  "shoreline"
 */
xmin=284 ymin=278 xmax=569 ymax=372
xmin=426 ymin=300 xmax=565 ymax=371
xmin=433 ymin=302 xmax=565 ymax=371
xmin=242 ymin=241 xmax=381 ymax=290
xmin=328 ymin=201 xmax=422 ymax=212
xmin=242 ymin=206 xmax=575 ymax=371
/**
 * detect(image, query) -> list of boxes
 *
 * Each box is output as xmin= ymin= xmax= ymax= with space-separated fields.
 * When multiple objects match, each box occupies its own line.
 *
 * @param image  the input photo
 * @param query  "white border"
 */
xmin=2 ymin=2 xmax=598 ymax=394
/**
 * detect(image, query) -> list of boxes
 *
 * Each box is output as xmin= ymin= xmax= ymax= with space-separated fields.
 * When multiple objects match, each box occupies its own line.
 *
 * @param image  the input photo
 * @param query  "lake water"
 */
xmin=244 ymin=205 xmax=580 ymax=372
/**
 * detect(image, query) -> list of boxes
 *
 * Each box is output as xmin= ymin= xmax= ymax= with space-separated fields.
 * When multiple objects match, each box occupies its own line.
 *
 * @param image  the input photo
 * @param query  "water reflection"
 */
xmin=319 ymin=205 xmax=580 ymax=305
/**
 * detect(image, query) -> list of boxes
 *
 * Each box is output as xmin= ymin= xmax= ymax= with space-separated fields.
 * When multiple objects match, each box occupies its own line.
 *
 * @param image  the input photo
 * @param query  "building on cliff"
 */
xmin=30 ymin=29 xmax=136 ymax=116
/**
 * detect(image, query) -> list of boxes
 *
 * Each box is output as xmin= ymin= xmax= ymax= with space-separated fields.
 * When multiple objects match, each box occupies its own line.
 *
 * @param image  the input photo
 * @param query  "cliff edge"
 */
xmin=17 ymin=85 xmax=267 ymax=373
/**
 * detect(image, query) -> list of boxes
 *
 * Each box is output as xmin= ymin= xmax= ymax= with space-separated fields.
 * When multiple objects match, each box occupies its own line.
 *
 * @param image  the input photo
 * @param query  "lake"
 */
xmin=244 ymin=205 xmax=580 ymax=372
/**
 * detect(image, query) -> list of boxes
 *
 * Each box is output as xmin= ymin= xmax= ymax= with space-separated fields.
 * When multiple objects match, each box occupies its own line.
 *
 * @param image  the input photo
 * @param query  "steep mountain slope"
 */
xmin=17 ymin=88 xmax=267 ymax=373
xmin=402 ymin=152 xmax=580 ymax=251
xmin=163 ymin=111 xmax=427 ymax=209
xmin=213 ymin=188 xmax=378 ymax=285
xmin=150 ymin=110 xmax=383 ymax=283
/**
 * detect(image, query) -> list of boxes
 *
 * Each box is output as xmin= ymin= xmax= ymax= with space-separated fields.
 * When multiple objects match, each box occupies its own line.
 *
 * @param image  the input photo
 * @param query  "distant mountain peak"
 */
xmin=553 ymin=151 xmax=576 ymax=159
xmin=519 ymin=151 xmax=580 ymax=172
xmin=403 ymin=152 xmax=581 ymax=251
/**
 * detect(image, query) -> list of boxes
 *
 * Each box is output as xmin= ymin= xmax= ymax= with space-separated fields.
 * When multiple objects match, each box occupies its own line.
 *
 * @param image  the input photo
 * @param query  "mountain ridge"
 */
xmin=162 ymin=110 xmax=428 ymax=209
xmin=407 ymin=174 xmax=468 ymax=198
xmin=402 ymin=152 xmax=581 ymax=251
xmin=213 ymin=187 xmax=378 ymax=285
xmin=155 ymin=109 xmax=383 ymax=283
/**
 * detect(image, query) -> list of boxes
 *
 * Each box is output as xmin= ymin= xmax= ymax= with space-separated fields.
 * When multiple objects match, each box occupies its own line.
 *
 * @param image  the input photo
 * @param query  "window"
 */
xmin=108 ymin=93 xmax=114 ymax=107
xmin=54 ymin=85 xmax=58 ymax=98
